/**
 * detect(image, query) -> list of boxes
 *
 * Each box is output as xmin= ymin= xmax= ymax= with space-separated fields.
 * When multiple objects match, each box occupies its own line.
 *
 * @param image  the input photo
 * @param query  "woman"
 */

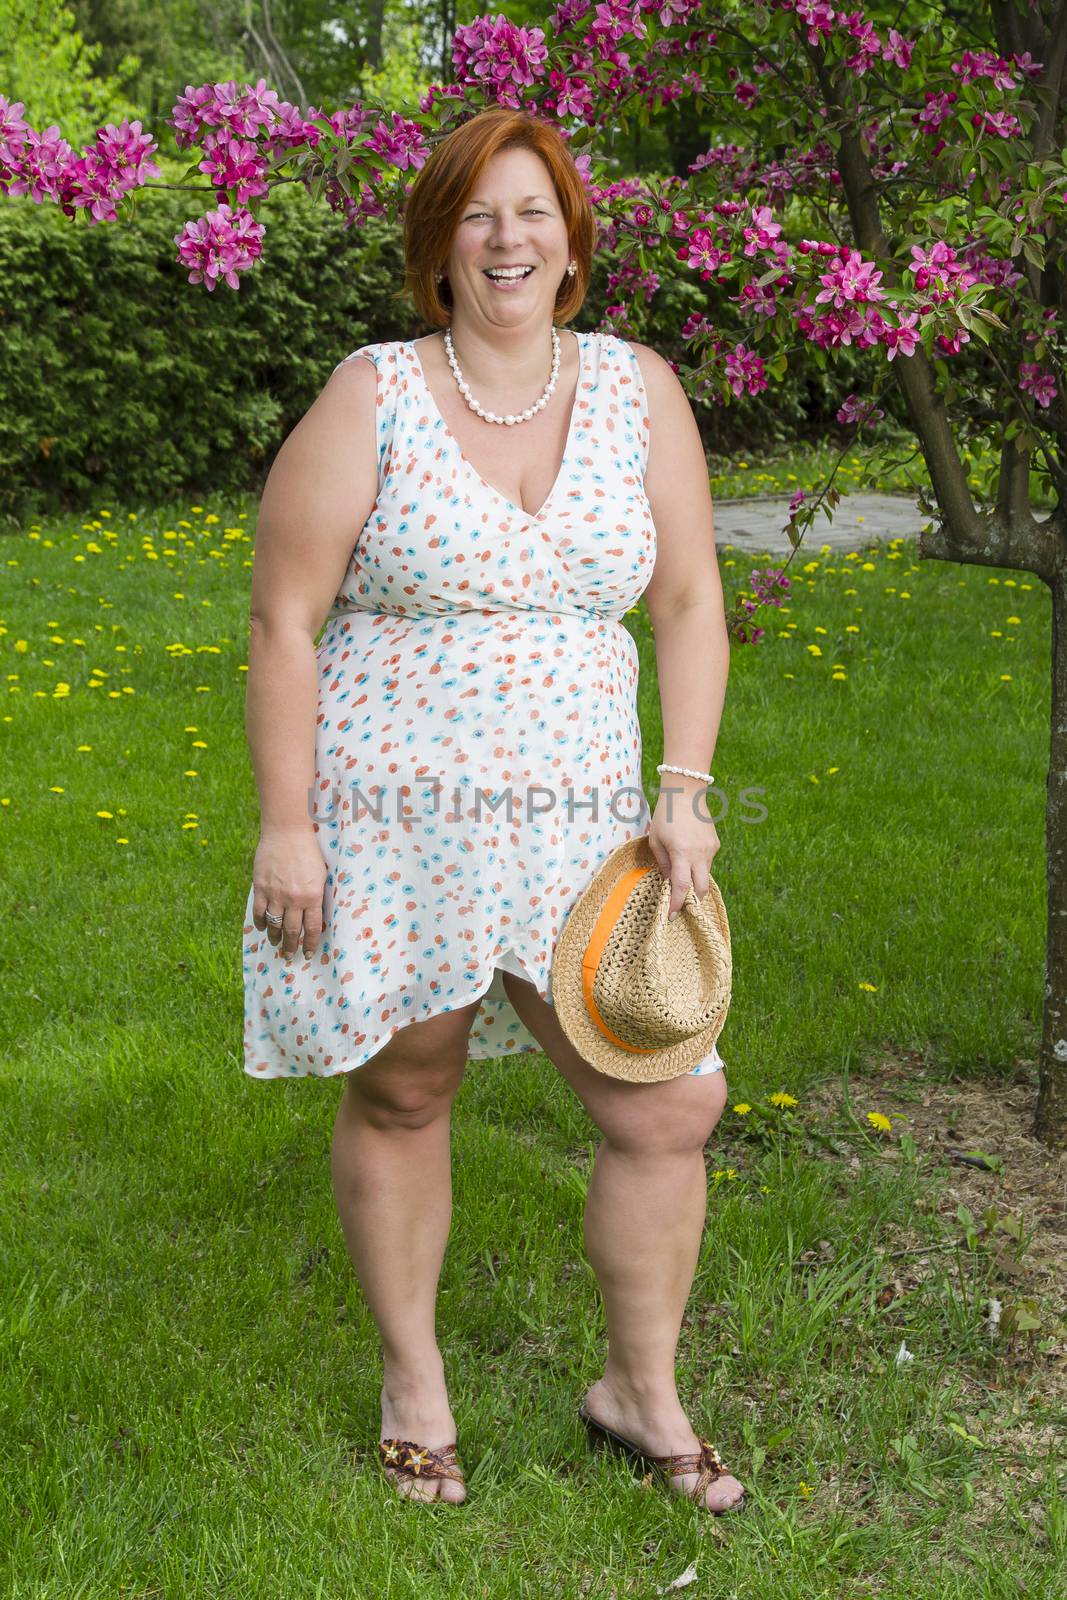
xmin=241 ymin=107 xmax=742 ymax=1513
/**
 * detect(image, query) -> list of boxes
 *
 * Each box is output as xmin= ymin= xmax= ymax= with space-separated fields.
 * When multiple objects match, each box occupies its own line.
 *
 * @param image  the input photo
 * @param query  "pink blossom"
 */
xmin=587 ymin=2 xmax=648 ymax=48
xmin=884 ymin=312 xmax=920 ymax=361
xmin=1019 ymin=362 xmax=1057 ymax=409
xmin=934 ymin=328 xmax=971 ymax=355
xmin=950 ymin=50 xmax=1021 ymax=90
xmin=173 ymin=201 xmax=265 ymax=291
xmin=737 ymin=278 xmax=787 ymax=319
xmin=913 ymin=90 xmax=957 ymax=133
xmin=882 ymin=29 xmax=914 ymax=71
xmin=0 ymin=94 xmax=29 ymax=190
xmin=791 ymin=1 xmax=837 ymax=46
xmin=836 ymin=395 xmax=885 ymax=426
xmin=4 ymin=123 xmax=74 ymax=204
xmin=198 ymin=132 xmax=269 ymax=204
xmin=813 ymin=248 xmax=887 ymax=309
xmin=452 ymin=15 xmax=550 ymax=103
xmin=723 ymin=343 xmax=767 ymax=398
xmin=741 ymin=203 xmax=782 ymax=256
xmin=795 ymin=302 xmax=887 ymax=351
xmin=971 ymin=109 xmax=1021 ymax=139
xmin=678 ymin=227 xmax=731 ymax=279
xmin=363 ymin=111 xmax=431 ymax=171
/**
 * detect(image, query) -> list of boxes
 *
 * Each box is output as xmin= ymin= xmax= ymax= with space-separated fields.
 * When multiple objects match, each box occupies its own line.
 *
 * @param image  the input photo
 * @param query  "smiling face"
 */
xmin=442 ymin=145 xmax=572 ymax=329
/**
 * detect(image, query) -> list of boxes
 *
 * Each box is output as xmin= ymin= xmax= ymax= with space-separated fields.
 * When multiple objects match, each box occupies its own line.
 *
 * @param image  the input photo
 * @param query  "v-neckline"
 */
xmin=407 ymin=330 xmax=585 ymax=522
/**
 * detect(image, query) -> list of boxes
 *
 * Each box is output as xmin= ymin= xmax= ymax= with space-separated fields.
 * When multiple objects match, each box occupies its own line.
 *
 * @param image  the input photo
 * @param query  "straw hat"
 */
xmin=550 ymin=834 xmax=732 ymax=1082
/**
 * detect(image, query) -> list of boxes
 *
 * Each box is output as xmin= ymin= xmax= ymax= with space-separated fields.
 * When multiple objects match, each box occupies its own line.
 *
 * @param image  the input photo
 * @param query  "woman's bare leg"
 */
xmin=501 ymin=972 xmax=745 ymax=1511
xmin=330 ymin=1003 xmax=479 ymax=1503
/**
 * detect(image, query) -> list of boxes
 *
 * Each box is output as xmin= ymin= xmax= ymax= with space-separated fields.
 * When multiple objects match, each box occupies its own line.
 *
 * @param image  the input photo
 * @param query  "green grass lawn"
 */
xmin=708 ymin=436 xmax=1059 ymax=509
xmin=1 ymin=487 xmax=1064 ymax=1597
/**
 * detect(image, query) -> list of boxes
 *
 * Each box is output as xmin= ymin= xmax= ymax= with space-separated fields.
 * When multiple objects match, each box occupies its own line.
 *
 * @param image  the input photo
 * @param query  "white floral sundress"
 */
xmin=242 ymin=328 xmax=725 ymax=1080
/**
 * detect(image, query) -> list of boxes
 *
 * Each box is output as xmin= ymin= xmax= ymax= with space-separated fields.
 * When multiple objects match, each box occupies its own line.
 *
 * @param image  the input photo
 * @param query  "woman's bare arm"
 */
xmin=246 ymin=355 xmax=380 ymax=833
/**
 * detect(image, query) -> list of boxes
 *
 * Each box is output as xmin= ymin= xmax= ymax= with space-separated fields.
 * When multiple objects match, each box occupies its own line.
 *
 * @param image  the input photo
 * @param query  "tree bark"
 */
xmin=1036 ymin=556 xmax=1067 ymax=1142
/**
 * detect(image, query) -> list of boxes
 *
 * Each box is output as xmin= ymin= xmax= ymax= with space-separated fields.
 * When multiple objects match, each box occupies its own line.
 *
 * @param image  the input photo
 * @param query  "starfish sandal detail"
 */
xmin=578 ymin=1404 xmax=744 ymax=1512
xmin=378 ymin=1437 xmax=466 ymax=1495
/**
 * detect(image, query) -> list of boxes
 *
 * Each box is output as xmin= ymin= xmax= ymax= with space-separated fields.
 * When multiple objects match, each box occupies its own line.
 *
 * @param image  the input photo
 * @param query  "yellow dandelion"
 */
xmin=866 ymin=1111 xmax=892 ymax=1134
xmin=769 ymin=1091 xmax=797 ymax=1108
xmin=49 ymin=786 xmax=65 ymax=794
xmin=799 ymin=1481 xmax=815 ymax=1497
xmin=1000 ymin=675 xmax=1012 ymax=682
xmin=96 ymin=810 xmax=114 ymax=819
xmin=733 ymin=1103 xmax=752 ymax=1115
xmin=858 ymin=981 xmax=878 ymax=992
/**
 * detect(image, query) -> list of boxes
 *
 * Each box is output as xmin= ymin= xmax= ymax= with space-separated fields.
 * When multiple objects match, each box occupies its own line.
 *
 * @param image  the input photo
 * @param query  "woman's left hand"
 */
xmin=646 ymin=786 xmax=721 ymax=921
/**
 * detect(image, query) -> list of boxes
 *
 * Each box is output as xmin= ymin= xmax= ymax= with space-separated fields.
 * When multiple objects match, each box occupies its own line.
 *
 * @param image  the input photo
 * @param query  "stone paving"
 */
xmin=714 ymin=491 xmax=927 ymax=557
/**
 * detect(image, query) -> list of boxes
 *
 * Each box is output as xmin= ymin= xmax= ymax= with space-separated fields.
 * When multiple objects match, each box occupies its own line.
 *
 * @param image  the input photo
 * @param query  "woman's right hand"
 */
xmin=251 ymin=826 xmax=328 ymax=960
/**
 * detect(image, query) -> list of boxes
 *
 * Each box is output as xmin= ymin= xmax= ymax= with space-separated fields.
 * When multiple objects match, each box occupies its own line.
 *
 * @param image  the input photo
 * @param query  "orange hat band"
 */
xmin=579 ymin=865 xmax=660 ymax=1054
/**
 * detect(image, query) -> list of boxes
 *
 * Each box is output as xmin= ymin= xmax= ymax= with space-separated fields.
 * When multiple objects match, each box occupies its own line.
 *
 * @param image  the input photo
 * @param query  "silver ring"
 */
xmin=265 ymin=911 xmax=283 ymax=926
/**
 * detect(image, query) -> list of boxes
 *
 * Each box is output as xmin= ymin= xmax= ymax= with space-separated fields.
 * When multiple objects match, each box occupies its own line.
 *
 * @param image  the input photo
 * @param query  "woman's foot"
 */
xmin=379 ymin=1370 xmax=466 ymax=1503
xmin=582 ymin=1376 xmax=745 ymax=1512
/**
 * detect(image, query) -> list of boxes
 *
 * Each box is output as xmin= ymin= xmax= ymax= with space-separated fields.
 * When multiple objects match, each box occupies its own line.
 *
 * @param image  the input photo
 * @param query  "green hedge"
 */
xmin=0 ymin=180 xmax=891 ymax=523
xmin=0 ymin=182 xmax=417 ymax=522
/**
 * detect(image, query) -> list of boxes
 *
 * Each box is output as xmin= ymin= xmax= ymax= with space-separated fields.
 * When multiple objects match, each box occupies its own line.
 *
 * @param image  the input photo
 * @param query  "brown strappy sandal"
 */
xmin=579 ymin=1404 xmax=745 ymax=1512
xmin=377 ymin=1437 xmax=466 ymax=1500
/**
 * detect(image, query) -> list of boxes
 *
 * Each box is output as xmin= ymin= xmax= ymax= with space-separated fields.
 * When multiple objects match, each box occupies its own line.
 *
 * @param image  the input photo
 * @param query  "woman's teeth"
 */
xmin=485 ymin=267 xmax=534 ymax=288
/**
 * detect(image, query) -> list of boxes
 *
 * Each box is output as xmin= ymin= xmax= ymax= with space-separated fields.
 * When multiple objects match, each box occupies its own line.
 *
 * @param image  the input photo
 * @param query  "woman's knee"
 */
xmin=594 ymin=1068 xmax=730 ymax=1154
xmin=340 ymin=1068 xmax=460 ymax=1132
xmin=339 ymin=1005 xmax=477 ymax=1127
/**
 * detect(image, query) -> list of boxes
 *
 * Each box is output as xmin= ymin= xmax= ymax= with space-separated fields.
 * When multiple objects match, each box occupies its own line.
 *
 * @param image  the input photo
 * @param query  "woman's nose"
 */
xmin=489 ymin=219 xmax=523 ymax=244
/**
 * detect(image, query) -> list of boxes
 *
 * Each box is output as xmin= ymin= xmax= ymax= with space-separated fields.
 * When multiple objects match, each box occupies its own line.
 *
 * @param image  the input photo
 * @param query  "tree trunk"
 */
xmin=1035 ymin=558 xmax=1067 ymax=1143
xmin=365 ymin=0 xmax=386 ymax=70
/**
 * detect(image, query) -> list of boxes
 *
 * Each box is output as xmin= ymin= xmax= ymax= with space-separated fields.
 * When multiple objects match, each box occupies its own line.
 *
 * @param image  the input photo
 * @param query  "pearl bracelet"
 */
xmin=656 ymin=762 xmax=715 ymax=785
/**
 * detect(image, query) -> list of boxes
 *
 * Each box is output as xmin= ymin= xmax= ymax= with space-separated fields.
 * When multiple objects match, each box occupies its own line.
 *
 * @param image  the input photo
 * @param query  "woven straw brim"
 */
xmin=551 ymin=834 xmax=731 ymax=1082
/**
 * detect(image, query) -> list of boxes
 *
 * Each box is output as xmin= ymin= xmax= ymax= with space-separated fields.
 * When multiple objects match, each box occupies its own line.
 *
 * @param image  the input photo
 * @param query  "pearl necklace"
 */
xmin=443 ymin=325 xmax=561 ymax=427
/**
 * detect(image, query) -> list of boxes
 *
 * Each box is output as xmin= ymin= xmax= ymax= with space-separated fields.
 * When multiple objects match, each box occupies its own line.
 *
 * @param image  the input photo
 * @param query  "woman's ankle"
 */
xmin=382 ymin=1349 xmax=447 ymax=1395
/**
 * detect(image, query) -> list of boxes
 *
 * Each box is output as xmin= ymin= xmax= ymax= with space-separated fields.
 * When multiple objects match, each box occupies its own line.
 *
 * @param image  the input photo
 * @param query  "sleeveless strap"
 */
xmin=607 ymin=333 xmax=651 ymax=475
xmin=331 ymin=342 xmax=399 ymax=493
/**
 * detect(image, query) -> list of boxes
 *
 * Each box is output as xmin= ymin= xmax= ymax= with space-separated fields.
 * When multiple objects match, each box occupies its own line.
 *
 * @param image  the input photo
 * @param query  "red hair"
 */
xmin=399 ymin=108 xmax=597 ymax=328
